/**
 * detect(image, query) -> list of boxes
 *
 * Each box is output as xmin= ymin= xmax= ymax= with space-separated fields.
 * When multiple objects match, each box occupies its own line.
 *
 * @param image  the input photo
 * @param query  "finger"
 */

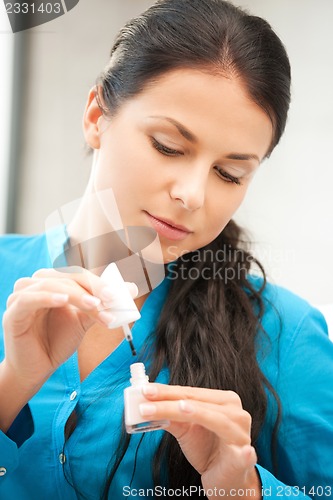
xmin=13 ymin=277 xmax=102 ymax=311
xmin=32 ymin=267 xmax=138 ymax=307
xmin=13 ymin=277 xmax=39 ymax=292
xmin=142 ymin=383 xmax=242 ymax=407
xmin=138 ymin=399 xmax=251 ymax=445
xmin=13 ymin=276 xmax=95 ymax=297
xmin=175 ymin=402 xmax=252 ymax=436
xmin=126 ymin=282 xmax=139 ymax=298
xmin=4 ymin=291 xmax=69 ymax=326
xmin=32 ymin=267 xmax=111 ymax=301
xmin=7 ymin=288 xmax=115 ymax=326
xmin=6 ymin=291 xmax=113 ymax=335
xmin=139 ymin=394 xmax=251 ymax=434
xmin=7 ymin=283 xmax=114 ymax=329
xmin=10 ymin=280 xmax=102 ymax=312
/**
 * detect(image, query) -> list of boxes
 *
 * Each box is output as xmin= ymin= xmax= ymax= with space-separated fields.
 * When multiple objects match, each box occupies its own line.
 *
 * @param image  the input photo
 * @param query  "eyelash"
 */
xmin=214 ymin=167 xmax=241 ymax=185
xmin=151 ymin=138 xmax=242 ymax=186
xmin=151 ymin=137 xmax=182 ymax=156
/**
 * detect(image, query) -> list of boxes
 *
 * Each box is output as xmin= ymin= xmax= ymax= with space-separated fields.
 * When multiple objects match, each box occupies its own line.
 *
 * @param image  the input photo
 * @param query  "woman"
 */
xmin=0 ymin=0 xmax=332 ymax=498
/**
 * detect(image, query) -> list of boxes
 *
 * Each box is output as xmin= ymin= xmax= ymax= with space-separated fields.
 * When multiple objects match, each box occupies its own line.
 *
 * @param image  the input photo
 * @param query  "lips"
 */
xmin=144 ymin=211 xmax=192 ymax=241
xmin=149 ymin=213 xmax=192 ymax=232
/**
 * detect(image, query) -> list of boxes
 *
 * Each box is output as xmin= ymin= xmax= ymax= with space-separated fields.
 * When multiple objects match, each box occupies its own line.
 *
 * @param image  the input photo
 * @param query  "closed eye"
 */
xmin=151 ymin=138 xmax=183 ymax=156
xmin=151 ymin=137 xmax=241 ymax=185
xmin=214 ymin=166 xmax=241 ymax=185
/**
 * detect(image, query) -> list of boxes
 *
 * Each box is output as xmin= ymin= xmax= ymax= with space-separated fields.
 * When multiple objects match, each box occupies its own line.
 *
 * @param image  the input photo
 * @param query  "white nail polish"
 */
xmin=124 ymin=362 xmax=169 ymax=434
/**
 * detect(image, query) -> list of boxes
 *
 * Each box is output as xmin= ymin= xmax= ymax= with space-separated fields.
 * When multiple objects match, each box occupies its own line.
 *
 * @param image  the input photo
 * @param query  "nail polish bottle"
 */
xmin=124 ymin=362 xmax=170 ymax=433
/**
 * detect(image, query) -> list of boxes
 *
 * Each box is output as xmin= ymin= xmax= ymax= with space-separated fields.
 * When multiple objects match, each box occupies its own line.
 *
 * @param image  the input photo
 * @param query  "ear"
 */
xmin=82 ymin=87 xmax=104 ymax=149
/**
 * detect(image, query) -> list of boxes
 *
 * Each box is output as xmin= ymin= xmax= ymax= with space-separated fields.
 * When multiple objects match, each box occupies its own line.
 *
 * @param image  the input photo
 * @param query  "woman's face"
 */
xmin=85 ymin=68 xmax=273 ymax=263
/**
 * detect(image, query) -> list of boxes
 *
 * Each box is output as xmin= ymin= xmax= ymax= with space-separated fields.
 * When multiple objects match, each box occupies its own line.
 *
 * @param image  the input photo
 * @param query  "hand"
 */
xmin=140 ymin=384 xmax=261 ymax=499
xmin=2 ymin=267 xmax=137 ymax=392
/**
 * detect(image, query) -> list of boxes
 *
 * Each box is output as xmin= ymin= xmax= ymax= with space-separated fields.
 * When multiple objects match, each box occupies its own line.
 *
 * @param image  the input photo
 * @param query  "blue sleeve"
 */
xmin=0 ymin=405 xmax=34 ymax=482
xmin=0 ymin=431 xmax=20 ymax=479
xmin=257 ymin=306 xmax=333 ymax=499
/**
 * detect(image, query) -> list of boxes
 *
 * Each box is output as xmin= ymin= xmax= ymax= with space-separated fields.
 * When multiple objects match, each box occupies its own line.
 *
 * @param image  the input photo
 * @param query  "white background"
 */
xmin=0 ymin=6 xmax=13 ymax=234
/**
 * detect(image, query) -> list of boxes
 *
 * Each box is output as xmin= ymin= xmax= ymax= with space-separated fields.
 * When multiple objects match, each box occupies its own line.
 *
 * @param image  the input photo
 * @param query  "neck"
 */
xmin=67 ymin=176 xmax=128 ymax=273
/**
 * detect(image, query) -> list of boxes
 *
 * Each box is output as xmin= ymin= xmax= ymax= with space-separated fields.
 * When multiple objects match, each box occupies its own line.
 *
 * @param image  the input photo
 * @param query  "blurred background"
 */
xmin=0 ymin=0 xmax=332 ymax=305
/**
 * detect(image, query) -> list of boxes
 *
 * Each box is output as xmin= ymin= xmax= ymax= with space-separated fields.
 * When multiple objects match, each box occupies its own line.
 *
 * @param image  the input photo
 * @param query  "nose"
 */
xmin=169 ymin=164 xmax=208 ymax=211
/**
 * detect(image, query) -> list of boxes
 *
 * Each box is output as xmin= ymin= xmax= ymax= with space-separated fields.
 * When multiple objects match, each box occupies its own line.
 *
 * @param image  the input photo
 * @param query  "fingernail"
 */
xmin=98 ymin=311 xmax=115 ymax=327
xmin=179 ymin=400 xmax=195 ymax=413
xmin=100 ymin=286 xmax=115 ymax=301
xmin=81 ymin=294 xmax=101 ymax=308
xmin=139 ymin=403 xmax=157 ymax=416
xmin=52 ymin=293 xmax=69 ymax=304
xmin=142 ymin=385 xmax=158 ymax=397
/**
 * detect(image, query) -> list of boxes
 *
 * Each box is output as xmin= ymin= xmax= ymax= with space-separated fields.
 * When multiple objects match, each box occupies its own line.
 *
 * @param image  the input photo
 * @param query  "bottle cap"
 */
xmin=101 ymin=263 xmax=141 ymax=328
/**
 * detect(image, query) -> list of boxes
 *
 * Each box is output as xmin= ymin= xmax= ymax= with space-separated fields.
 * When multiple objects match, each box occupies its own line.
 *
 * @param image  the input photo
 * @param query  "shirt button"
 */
xmin=59 ymin=453 xmax=66 ymax=465
xmin=0 ymin=467 xmax=7 ymax=476
xmin=69 ymin=390 xmax=77 ymax=401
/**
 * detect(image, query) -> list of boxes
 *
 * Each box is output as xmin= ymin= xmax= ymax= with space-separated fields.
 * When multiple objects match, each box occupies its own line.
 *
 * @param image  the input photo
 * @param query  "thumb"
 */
xmin=126 ymin=282 xmax=139 ymax=299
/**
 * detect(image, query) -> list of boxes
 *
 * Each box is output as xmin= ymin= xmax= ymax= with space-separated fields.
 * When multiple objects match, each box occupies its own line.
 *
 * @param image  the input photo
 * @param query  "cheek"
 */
xmin=195 ymin=187 xmax=248 ymax=246
xmin=208 ymin=185 xmax=248 ymax=223
xmin=98 ymin=140 xmax=159 ymax=189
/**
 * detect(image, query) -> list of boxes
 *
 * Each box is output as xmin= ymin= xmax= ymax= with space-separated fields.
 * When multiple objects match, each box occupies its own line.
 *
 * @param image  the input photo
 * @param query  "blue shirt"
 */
xmin=0 ymin=227 xmax=332 ymax=499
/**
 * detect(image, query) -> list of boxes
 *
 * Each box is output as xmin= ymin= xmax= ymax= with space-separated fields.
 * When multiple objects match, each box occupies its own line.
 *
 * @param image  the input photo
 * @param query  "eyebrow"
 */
xmin=149 ymin=115 xmax=197 ymax=143
xmin=226 ymin=153 xmax=260 ymax=162
xmin=148 ymin=115 xmax=260 ymax=163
